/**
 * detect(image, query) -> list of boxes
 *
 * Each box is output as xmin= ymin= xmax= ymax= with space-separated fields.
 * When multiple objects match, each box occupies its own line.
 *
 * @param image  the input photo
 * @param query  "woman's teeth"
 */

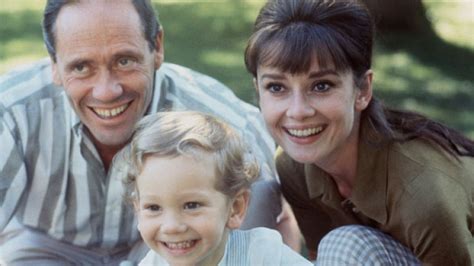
xmin=288 ymin=126 xmax=323 ymax=137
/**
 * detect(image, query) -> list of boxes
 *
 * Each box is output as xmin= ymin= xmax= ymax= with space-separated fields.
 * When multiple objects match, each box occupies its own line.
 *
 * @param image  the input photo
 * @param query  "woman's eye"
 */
xmin=184 ymin=202 xmax=201 ymax=210
xmin=313 ymin=82 xmax=332 ymax=92
xmin=267 ymin=83 xmax=284 ymax=93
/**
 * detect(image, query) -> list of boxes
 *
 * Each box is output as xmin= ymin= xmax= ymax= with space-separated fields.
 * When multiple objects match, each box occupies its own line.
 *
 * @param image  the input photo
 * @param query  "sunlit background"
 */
xmin=1 ymin=0 xmax=472 ymax=137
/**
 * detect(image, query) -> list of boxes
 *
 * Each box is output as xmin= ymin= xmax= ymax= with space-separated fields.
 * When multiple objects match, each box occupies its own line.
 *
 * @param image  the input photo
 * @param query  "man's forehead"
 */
xmin=54 ymin=0 xmax=141 ymax=34
xmin=57 ymin=0 xmax=136 ymax=16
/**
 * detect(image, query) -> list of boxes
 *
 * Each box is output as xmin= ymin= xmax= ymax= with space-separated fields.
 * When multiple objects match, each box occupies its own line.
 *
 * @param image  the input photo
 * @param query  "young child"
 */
xmin=119 ymin=111 xmax=311 ymax=265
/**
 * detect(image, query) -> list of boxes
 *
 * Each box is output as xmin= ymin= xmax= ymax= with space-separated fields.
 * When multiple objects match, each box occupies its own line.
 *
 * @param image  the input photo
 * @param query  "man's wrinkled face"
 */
xmin=52 ymin=0 xmax=163 ymax=153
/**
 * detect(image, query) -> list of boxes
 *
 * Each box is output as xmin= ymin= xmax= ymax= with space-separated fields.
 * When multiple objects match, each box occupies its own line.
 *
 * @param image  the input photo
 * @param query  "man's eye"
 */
xmin=117 ymin=57 xmax=135 ymax=68
xmin=73 ymin=64 xmax=89 ymax=74
xmin=184 ymin=202 xmax=201 ymax=210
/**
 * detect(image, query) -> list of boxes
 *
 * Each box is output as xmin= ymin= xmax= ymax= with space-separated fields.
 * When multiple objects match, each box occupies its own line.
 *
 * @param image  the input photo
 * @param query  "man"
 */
xmin=0 ymin=0 xmax=296 ymax=264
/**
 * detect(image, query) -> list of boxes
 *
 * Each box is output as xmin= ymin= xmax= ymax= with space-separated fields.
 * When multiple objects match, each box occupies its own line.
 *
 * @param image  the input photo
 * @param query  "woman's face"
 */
xmin=255 ymin=61 xmax=372 ymax=166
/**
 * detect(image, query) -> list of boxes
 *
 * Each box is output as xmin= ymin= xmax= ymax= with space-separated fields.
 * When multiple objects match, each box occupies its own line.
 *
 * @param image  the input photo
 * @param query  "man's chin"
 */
xmin=89 ymin=132 xmax=131 ymax=151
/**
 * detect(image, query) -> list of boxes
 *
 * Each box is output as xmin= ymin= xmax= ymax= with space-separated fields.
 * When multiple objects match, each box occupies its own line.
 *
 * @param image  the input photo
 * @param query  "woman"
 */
xmin=245 ymin=0 xmax=474 ymax=265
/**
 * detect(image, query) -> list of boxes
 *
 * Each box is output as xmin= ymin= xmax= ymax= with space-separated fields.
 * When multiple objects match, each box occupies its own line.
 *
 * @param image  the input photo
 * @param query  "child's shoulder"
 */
xmin=233 ymin=227 xmax=282 ymax=242
xmin=138 ymin=250 xmax=168 ymax=266
xmin=224 ymin=228 xmax=312 ymax=266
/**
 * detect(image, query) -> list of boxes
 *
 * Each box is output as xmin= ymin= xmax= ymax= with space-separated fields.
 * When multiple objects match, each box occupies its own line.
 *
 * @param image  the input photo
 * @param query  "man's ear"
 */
xmin=355 ymin=70 xmax=373 ymax=112
xmin=154 ymin=30 xmax=165 ymax=69
xmin=226 ymin=189 xmax=250 ymax=229
xmin=51 ymin=59 xmax=62 ymax=86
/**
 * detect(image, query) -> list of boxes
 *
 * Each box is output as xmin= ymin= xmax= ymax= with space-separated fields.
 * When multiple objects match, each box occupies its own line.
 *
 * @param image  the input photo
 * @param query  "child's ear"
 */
xmin=133 ymin=198 xmax=142 ymax=232
xmin=132 ymin=198 xmax=140 ymax=213
xmin=226 ymin=189 xmax=250 ymax=229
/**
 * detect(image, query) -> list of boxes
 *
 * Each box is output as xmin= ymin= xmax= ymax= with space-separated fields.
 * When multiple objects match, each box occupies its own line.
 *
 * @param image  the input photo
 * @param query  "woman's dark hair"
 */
xmin=245 ymin=0 xmax=474 ymax=157
xmin=42 ymin=0 xmax=161 ymax=62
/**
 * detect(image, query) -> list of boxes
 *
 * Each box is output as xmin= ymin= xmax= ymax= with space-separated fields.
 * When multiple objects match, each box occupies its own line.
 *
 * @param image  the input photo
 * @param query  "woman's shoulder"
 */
xmin=388 ymin=139 xmax=474 ymax=192
xmin=275 ymin=147 xmax=305 ymax=175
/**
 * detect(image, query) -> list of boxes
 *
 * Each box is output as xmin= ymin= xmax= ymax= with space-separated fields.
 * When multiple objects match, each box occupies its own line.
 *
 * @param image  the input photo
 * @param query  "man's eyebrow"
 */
xmin=113 ymin=49 xmax=145 ymax=60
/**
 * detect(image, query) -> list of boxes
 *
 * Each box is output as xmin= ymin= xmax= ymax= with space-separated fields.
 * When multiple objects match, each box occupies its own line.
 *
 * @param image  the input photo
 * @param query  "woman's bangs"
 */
xmin=257 ymin=24 xmax=348 ymax=73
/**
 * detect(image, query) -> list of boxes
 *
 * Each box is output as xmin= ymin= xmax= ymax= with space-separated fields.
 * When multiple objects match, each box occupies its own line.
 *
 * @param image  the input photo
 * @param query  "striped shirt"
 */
xmin=0 ymin=59 xmax=276 ymax=249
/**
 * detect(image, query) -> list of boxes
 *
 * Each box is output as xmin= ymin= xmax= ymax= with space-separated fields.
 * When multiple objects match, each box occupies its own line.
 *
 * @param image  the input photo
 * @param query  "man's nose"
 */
xmin=92 ymin=70 xmax=123 ymax=102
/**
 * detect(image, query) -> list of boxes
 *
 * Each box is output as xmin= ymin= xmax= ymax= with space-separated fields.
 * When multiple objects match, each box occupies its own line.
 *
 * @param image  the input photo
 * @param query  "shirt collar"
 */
xmin=305 ymin=119 xmax=390 ymax=224
xmin=351 ymin=126 xmax=389 ymax=224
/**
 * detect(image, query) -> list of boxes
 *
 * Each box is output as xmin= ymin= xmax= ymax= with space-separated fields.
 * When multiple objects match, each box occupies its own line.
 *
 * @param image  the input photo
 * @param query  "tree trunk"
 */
xmin=362 ymin=0 xmax=432 ymax=32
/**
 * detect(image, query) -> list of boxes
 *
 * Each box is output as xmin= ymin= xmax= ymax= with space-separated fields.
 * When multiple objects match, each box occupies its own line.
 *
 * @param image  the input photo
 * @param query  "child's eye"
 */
xmin=183 ymin=202 xmax=201 ymax=210
xmin=144 ymin=204 xmax=161 ymax=212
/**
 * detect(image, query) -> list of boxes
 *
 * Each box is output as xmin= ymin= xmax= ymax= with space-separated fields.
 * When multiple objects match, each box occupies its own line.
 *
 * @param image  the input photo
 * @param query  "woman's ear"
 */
xmin=253 ymin=78 xmax=258 ymax=92
xmin=253 ymin=78 xmax=261 ymax=103
xmin=355 ymin=70 xmax=373 ymax=112
xmin=226 ymin=189 xmax=250 ymax=229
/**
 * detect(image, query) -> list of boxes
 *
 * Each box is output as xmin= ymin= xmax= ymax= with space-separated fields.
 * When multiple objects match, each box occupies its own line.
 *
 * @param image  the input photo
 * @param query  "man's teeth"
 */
xmin=93 ymin=104 xmax=128 ymax=118
xmin=165 ymin=240 xmax=195 ymax=249
xmin=288 ymin=127 xmax=323 ymax=137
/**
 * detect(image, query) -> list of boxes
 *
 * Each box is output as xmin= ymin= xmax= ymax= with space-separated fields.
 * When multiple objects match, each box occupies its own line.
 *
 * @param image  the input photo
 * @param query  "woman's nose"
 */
xmin=286 ymin=92 xmax=316 ymax=120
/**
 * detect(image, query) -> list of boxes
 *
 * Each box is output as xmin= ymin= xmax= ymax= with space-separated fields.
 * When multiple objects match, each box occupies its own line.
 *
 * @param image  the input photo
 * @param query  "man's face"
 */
xmin=52 ymin=0 xmax=163 ymax=153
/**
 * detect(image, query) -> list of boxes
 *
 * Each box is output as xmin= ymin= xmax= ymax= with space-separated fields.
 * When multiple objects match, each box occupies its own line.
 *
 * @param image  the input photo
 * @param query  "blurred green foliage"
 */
xmin=0 ymin=0 xmax=472 ymax=137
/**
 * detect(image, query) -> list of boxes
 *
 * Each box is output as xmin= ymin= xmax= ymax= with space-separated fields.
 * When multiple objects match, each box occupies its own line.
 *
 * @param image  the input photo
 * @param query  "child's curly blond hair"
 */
xmin=116 ymin=111 xmax=259 ymax=202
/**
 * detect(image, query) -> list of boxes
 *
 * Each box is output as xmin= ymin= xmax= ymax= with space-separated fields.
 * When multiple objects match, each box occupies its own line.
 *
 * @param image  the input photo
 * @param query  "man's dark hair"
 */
xmin=42 ymin=0 xmax=161 ymax=62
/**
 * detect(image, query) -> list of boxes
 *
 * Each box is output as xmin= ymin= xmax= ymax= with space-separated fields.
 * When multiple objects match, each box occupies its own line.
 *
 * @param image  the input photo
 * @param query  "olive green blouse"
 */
xmin=277 ymin=131 xmax=474 ymax=265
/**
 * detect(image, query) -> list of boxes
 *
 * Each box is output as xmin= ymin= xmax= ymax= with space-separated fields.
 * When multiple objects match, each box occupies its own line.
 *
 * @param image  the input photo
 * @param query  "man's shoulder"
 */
xmin=0 ymin=58 xmax=62 ymax=110
xmin=157 ymin=62 xmax=259 ymax=119
xmin=159 ymin=62 xmax=224 ymax=86
xmin=0 ymin=58 xmax=52 ymax=89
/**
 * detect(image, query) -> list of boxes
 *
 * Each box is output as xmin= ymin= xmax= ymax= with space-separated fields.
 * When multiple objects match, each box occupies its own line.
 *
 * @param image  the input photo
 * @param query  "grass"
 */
xmin=0 ymin=0 xmax=472 ymax=137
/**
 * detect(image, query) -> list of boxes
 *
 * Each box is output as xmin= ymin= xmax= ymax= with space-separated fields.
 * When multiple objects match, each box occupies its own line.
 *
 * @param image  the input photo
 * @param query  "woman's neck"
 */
xmin=316 ymin=125 xmax=360 ymax=199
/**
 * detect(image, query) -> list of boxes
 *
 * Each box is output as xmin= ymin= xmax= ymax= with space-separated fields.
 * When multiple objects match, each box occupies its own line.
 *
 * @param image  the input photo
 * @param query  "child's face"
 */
xmin=135 ymin=154 xmax=238 ymax=266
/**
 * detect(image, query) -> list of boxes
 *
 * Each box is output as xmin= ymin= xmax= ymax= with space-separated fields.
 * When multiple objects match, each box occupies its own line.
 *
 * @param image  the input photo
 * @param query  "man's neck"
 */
xmin=95 ymin=143 xmax=124 ymax=173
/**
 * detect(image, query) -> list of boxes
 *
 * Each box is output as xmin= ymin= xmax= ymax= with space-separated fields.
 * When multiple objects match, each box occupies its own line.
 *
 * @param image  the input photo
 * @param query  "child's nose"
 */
xmin=161 ymin=212 xmax=187 ymax=234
